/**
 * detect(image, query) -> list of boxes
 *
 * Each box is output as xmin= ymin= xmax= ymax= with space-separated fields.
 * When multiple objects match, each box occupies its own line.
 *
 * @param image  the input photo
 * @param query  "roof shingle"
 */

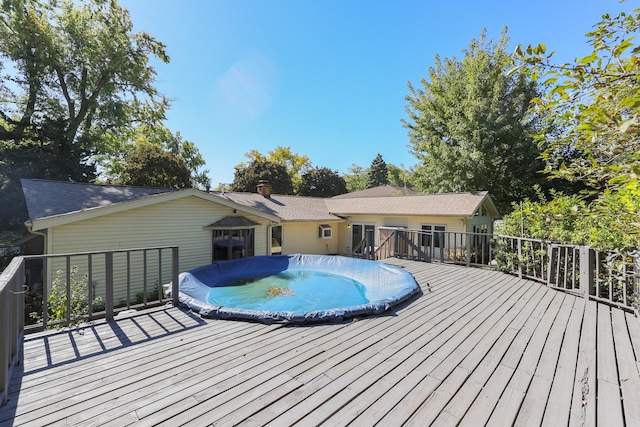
xmin=216 ymin=192 xmax=342 ymax=222
xmin=21 ymin=179 xmax=175 ymax=221
xmin=325 ymin=191 xmax=490 ymax=216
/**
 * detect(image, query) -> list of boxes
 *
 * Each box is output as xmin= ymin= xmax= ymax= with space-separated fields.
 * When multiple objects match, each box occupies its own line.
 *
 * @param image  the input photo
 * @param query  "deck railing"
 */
xmin=354 ymin=230 xmax=640 ymax=315
xmin=0 ymin=257 xmax=25 ymax=406
xmin=0 ymin=245 xmax=179 ymax=405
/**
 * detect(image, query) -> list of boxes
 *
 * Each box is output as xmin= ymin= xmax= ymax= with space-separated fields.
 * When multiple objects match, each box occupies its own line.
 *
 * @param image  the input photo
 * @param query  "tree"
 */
xmin=509 ymin=7 xmax=640 ymax=249
xmin=513 ymin=9 xmax=640 ymax=193
xmin=100 ymin=123 xmax=209 ymax=189
xmin=343 ymin=163 xmax=367 ymax=193
xmin=123 ymin=144 xmax=191 ymax=188
xmin=387 ymin=163 xmax=414 ymax=189
xmin=299 ymin=167 xmax=347 ymax=197
xmin=0 ymin=0 xmax=170 ymax=229
xmin=366 ymin=154 xmax=389 ymax=188
xmin=231 ymin=160 xmax=294 ymax=194
xmin=404 ymin=29 xmax=547 ymax=213
xmin=240 ymin=146 xmax=310 ymax=193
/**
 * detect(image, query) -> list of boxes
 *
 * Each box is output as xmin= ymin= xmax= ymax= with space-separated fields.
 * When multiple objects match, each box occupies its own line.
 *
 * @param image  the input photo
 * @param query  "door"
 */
xmin=351 ymin=224 xmax=374 ymax=255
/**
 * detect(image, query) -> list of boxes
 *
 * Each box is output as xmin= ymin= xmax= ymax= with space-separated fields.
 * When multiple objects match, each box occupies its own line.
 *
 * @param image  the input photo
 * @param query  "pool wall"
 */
xmin=169 ymin=254 xmax=421 ymax=323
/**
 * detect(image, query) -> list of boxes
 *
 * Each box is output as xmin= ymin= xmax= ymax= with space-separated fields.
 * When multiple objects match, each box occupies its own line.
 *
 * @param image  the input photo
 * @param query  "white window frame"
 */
xmin=319 ymin=224 xmax=332 ymax=239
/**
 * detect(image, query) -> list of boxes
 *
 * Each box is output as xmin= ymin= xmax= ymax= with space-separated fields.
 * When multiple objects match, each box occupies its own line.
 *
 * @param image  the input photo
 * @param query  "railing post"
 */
xmin=0 ymin=277 xmax=8 ymax=406
xmin=466 ymin=234 xmax=472 ymax=267
xmin=172 ymin=246 xmax=179 ymax=307
xmin=105 ymin=252 xmax=114 ymax=321
xmin=0 ymin=257 xmax=25 ymax=407
xmin=579 ymin=246 xmax=595 ymax=299
xmin=12 ymin=266 xmax=24 ymax=360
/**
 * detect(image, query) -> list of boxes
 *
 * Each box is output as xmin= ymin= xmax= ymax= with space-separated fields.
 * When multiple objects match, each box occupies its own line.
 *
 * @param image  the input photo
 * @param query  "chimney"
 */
xmin=257 ymin=180 xmax=272 ymax=198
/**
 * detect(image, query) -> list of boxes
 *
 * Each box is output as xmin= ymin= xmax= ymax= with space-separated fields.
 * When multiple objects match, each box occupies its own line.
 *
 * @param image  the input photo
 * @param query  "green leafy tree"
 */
xmin=343 ymin=163 xmax=368 ymax=193
xmin=101 ymin=123 xmax=209 ymax=189
xmin=124 ymin=144 xmax=191 ymax=188
xmin=299 ymin=167 xmax=347 ymax=197
xmin=404 ymin=29 xmax=547 ymax=213
xmin=387 ymin=163 xmax=414 ymax=189
xmin=231 ymin=159 xmax=294 ymax=194
xmin=240 ymin=146 xmax=310 ymax=193
xmin=513 ymin=9 xmax=640 ymax=193
xmin=0 ymin=0 xmax=170 ymax=229
xmin=510 ymin=7 xmax=640 ymax=250
xmin=366 ymin=153 xmax=389 ymax=188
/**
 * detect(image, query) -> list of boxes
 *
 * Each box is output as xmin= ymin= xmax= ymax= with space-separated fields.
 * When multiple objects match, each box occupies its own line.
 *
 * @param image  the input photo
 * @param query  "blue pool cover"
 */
xmin=169 ymin=254 xmax=421 ymax=323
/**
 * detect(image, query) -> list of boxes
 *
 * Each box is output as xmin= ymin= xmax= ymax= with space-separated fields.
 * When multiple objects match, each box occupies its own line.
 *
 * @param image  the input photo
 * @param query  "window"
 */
xmin=212 ymin=229 xmax=254 ymax=261
xmin=319 ymin=224 xmax=332 ymax=239
xmin=421 ymin=225 xmax=446 ymax=248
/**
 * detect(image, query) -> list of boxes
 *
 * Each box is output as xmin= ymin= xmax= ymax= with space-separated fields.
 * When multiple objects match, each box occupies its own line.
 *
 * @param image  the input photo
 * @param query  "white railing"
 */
xmin=0 ymin=246 xmax=179 ymax=406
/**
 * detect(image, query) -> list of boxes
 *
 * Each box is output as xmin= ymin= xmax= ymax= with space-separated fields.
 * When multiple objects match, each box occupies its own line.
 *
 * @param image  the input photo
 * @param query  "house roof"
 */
xmin=21 ymin=180 xmax=498 ymax=230
xmin=331 ymin=185 xmax=420 ymax=199
xmin=21 ymin=179 xmax=176 ymax=221
xmin=215 ymin=192 xmax=342 ymax=222
xmin=21 ymin=179 xmax=280 ymax=230
xmin=206 ymin=216 xmax=260 ymax=229
xmin=325 ymin=191 xmax=495 ymax=217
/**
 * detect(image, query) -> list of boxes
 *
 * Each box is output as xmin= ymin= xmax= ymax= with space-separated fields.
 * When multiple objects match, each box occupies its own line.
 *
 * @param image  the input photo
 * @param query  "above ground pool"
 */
xmin=169 ymin=254 xmax=421 ymax=323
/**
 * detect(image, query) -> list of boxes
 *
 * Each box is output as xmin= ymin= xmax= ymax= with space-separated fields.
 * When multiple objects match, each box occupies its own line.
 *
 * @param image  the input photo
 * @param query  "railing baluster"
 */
xmin=105 ymin=252 xmax=114 ymax=321
xmin=66 ymin=256 xmax=71 ymax=324
xmin=42 ymin=257 xmax=48 ymax=329
xmin=158 ymin=248 xmax=163 ymax=303
xmin=143 ymin=249 xmax=148 ymax=305
xmin=126 ymin=252 xmax=131 ymax=309
xmin=88 ymin=254 xmax=93 ymax=319
xmin=172 ymin=247 xmax=179 ymax=307
xmin=517 ymin=237 xmax=523 ymax=279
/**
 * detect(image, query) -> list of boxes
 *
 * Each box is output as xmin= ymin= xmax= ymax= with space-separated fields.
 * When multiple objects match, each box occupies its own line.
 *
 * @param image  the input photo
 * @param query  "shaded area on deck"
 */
xmin=2 ymin=260 xmax=640 ymax=426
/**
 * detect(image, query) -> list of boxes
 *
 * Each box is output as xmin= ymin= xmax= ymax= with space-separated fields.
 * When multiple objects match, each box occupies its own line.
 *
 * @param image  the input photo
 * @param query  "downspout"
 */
xmin=25 ymin=221 xmax=48 ymax=254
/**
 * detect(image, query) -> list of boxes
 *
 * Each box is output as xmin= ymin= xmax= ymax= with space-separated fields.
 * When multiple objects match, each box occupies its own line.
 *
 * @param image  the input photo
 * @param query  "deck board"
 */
xmin=1 ymin=259 xmax=639 ymax=426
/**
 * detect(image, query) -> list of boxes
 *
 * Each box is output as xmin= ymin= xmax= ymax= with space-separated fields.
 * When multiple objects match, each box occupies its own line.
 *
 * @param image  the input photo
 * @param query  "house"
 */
xmin=20 ymin=179 xmax=499 ymax=299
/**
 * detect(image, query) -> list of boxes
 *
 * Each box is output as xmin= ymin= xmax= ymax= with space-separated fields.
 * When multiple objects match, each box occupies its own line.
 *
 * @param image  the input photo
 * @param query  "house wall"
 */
xmin=46 ymin=196 xmax=272 ymax=302
xmin=281 ymin=222 xmax=340 ymax=255
xmin=336 ymin=214 xmax=470 ymax=255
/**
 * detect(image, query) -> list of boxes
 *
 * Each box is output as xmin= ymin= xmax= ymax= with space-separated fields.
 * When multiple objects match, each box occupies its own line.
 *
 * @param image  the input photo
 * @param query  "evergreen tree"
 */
xmin=366 ymin=154 xmax=389 ymax=188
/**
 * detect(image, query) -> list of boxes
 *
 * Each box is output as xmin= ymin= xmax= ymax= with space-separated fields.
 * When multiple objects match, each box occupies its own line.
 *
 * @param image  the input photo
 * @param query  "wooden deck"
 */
xmin=2 ymin=260 xmax=640 ymax=426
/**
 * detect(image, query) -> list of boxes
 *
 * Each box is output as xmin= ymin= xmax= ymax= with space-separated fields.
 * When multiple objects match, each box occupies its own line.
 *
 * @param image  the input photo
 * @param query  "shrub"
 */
xmin=30 ymin=266 xmax=103 ymax=328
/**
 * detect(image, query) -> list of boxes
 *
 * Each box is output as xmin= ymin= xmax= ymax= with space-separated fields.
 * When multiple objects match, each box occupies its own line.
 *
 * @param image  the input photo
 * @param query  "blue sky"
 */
xmin=119 ymin=0 xmax=633 ymax=188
